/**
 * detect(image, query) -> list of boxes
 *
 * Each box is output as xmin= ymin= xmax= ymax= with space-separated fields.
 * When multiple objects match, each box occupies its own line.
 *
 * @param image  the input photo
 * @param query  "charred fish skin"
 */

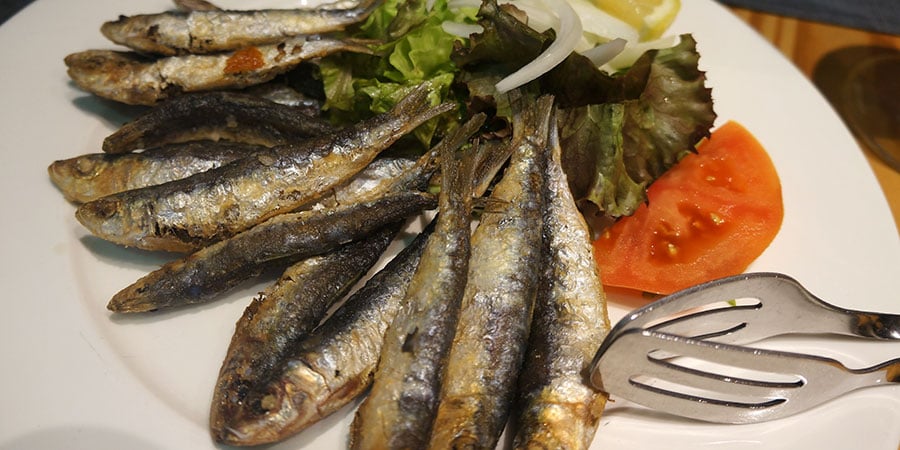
xmin=48 ymin=141 xmax=264 ymax=203
xmin=350 ymin=121 xmax=482 ymax=450
xmin=511 ymin=104 xmax=611 ymax=450
xmin=102 ymin=91 xmax=333 ymax=154
xmin=76 ymin=83 xmax=454 ymax=252
xmin=101 ymin=0 xmax=381 ymax=56
xmin=212 ymin=114 xmax=485 ymax=446
xmin=215 ymin=220 xmax=435 ymax=446
xmin=65 ymin=36 xmax=373 ymax=105
xmin=209 ymin=224 xmax=399 ymax=444
xmin=243 ymin=79 xmax=324 ymax=114
xmin=428 ymin=95 xmax=552 ymax=449
xmin=315 ymin=112 xmax=486 ymax=209
xmin=306 ymin=155 xmax=418 ymax=210
xmin=471 ymin=137 xmax=515 ymax=200
xmin=106 ymin=190 xmax=436 ymax=313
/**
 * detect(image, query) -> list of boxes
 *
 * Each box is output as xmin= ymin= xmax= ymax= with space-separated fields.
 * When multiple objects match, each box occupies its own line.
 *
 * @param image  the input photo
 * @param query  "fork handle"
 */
xmin=762 ymin=274 xmax=900 ymax=340
xmin=802 ymin=294 xmax=900 ymax=340
xmin=849 ymin=312 xmax=900 ymax=340
xmin=854 ymin=357 xmax=900 ymax=391
xmin=875 ymin=357 xmax=900 ymax=383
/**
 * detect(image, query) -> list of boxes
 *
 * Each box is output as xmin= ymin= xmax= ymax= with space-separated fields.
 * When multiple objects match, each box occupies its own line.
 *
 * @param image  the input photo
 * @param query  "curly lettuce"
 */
xmin=319 ymin=0 xmax=478 ymax=145
xmin=557 ymin=36 xmax=717 ymax=224
xmin=451 ymin=0 xmax=715 ymax=225
xmin=320 ymin=0 xmax=715 ymax=228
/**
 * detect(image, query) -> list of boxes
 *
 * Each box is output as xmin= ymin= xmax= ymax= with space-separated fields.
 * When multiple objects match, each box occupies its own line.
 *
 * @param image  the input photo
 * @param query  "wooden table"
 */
xmin=727 ymin=6 xmax=900 ymax=231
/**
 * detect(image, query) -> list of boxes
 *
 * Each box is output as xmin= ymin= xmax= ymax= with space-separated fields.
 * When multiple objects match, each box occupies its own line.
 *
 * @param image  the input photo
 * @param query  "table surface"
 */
xmin=727 ymin=6 xmax=900 ymax=231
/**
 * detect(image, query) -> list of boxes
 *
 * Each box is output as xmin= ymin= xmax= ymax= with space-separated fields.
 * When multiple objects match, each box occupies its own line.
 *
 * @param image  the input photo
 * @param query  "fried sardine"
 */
xmin=102 ymin=91 xmax=333 ymax=154
xmin=49 ymin=140 xmax=261 ymax=203
xmin=428 ymin=94 xmax=551 ymax=449
xmin=65 ymin=36 xmax=373 ymax=105
xmin=511 ymin=105 xmax=611 ymax=450
xmin=76 ymin=83 xmax=453 ymax=252
xmin=101 ymin=0 xmax=381 ymax=56
xmin=208 ymin=114 xmax=487 ymax=446
xmin=350 ymin=118 xmax=482 ymax=450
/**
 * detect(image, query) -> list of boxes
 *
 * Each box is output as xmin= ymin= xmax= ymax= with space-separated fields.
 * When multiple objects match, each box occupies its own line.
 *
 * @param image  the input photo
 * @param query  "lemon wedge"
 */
xmin=590 ymin=0 xmax=680 ymax=41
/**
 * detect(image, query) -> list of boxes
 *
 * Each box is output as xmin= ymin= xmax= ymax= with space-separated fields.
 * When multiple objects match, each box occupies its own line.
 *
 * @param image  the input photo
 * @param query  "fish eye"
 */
xmin=75 ymin=157 xmax=101 ymax=178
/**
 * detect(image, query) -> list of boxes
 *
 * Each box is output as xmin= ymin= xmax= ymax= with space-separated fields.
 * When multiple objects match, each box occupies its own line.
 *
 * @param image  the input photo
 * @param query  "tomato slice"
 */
xmin=592 ymin=121 xmax=783 ymax=295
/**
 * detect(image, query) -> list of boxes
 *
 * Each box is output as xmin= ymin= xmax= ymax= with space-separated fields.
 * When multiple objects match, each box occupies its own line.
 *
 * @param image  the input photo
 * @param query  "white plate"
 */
xmin=0 ymin=1 xmax=898 ymax=449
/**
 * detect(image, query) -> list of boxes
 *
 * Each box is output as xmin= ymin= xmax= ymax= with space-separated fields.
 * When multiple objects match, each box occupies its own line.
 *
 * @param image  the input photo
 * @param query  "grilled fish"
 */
xmin=106 ymin=190 xmax=436 ymax=313
xmin=302 ymin=155 xmax=418 ymax=210
xmin=49 ymin=141 xmax=262 ymax=203
xmin=350 ymin=115 xmax=481 ymax=450
xmin=50 ymin=147 xmax=413 ymax=206
xmin=243 ymin=79 xmax=323 ymax=114
xmin=209 ymin=225 xmax=399 ymax=444
xmin=428 ymin=94 xmax=551 ymax=449
xmin=213 ymin=220 xmax=434 ymax=445
xmin=471 ymin=138 xmax=514 ymax=200
xmin=101 ymin=0 xmax=381 ymax=56
xmin=107 ymin=128 xmax=451 ymax=314
xmin=102 ymin=91 xmax=333 ymax=154
xmin=208 ymin=114 xmax=486 ymax=445
xmin=76 ymin=83 xmax=453 ymax=252
xmin=511 ymin=104 xmax=611 ymax=450
xmin=65 ymin=36 xmax=373 ymax=105
xmin=305 ymin=113 xmax=486 ymax=211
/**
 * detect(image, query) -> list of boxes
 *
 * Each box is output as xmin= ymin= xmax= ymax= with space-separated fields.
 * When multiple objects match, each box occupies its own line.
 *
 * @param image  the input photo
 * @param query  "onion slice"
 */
xmin=566 ymin=0 xmax=638 ymax=43
xmin=580 ymin=37 xmax=627 ymax=67
xmin=494 ymin=0 xmax=582 ymax=93
xmin=442 ymin=21 xmax=484 ymax=37
xmin=603 ymin=34 xmax=679 ymax=71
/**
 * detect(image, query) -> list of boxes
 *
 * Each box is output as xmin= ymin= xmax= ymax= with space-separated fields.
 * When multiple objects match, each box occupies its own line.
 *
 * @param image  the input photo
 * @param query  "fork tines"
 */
xmin=592 ymin=328 xmax=855 ymax=424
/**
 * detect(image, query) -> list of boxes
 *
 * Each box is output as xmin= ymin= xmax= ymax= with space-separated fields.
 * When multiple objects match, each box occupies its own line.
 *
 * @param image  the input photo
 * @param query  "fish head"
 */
xmin=48 ymin=156 xmax=111 ymax=202
xmin=212 ymin=367 xmax=328 ymax=446
xmin=75 ymin=196 xmax=140 ymax=246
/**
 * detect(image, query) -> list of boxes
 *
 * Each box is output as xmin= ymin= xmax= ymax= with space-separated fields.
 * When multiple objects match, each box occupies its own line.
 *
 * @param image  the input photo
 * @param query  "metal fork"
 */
xmin=588 ymin=272 xmax=900 ymax=424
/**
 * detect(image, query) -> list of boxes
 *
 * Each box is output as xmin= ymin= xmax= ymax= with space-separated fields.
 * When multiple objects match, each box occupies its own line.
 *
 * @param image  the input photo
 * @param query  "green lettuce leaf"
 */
xmin=557 ymin=103 xmax=645 ymax=220
xmin=320 ymin=0 xmax=715 ymax=229
xmin=318 ymin=0 xmax=478 ymax=147
xmin=451 ymin=1 xmax=714 ymax=225
xmin=557 ymin=35 xmax=717 ymax=225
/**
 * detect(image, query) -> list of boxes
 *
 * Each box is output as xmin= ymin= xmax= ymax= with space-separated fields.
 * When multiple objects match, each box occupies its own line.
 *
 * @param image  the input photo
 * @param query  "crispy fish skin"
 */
xmin=243 ymin=80 xmax=323 ymax=113
xmin=350 ymin=124 xmax=481 ymax=450
xmin=48 ymin=141 xmax=263 ymax=203
xmin=304 ymin=155 xmax=418 ymax=210
xmin=65 ymin=36 xmax=373 ymax=105
xmin=511 ymin=106 xmax=611 ymax=450
xmin=471 ymin=138 xmax=514 ymax=200
xmin=209 ymin=114 xmax=486 ymax=446
xmin=49 ymin=147 xmax=412 ymax=206
xmin=209 ymin=225 xmax=399 ymax=444
xmin=101 ymin=0 xmax=380 ymax=56
xmin=108 ymin=138 xmax=445 ymax=313
xmin=106 ymin=190 xmax=436 ymax=313
xmin=76 ymin=83 xmax=453 ymax=252
xmin=428 ymin=96 xmax=551 ymax=449
xmin=214 ymin=220 xmax=434 ymax=446
xmin=102 ymin=91 xmax=333 ymax=154
xmin=306 ymin=112 xmax=486 ymax=211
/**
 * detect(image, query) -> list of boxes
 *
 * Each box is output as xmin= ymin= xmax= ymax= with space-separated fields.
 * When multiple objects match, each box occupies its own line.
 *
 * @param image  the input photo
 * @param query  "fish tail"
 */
xmin=393 ymin=81 xmax=457 ymax=125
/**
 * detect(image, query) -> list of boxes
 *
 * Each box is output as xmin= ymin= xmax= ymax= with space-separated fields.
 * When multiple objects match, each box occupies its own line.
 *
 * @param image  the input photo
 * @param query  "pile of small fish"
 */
xmin=64 ymin=0 xmax=381 ymax=105
xmin=51 ymin=0 xmax=613 ymax=448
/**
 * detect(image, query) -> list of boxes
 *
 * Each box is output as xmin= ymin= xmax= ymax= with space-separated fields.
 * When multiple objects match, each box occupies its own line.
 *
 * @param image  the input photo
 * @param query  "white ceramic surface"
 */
xmin=0 ymin=1 xmax=898 ymax=449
